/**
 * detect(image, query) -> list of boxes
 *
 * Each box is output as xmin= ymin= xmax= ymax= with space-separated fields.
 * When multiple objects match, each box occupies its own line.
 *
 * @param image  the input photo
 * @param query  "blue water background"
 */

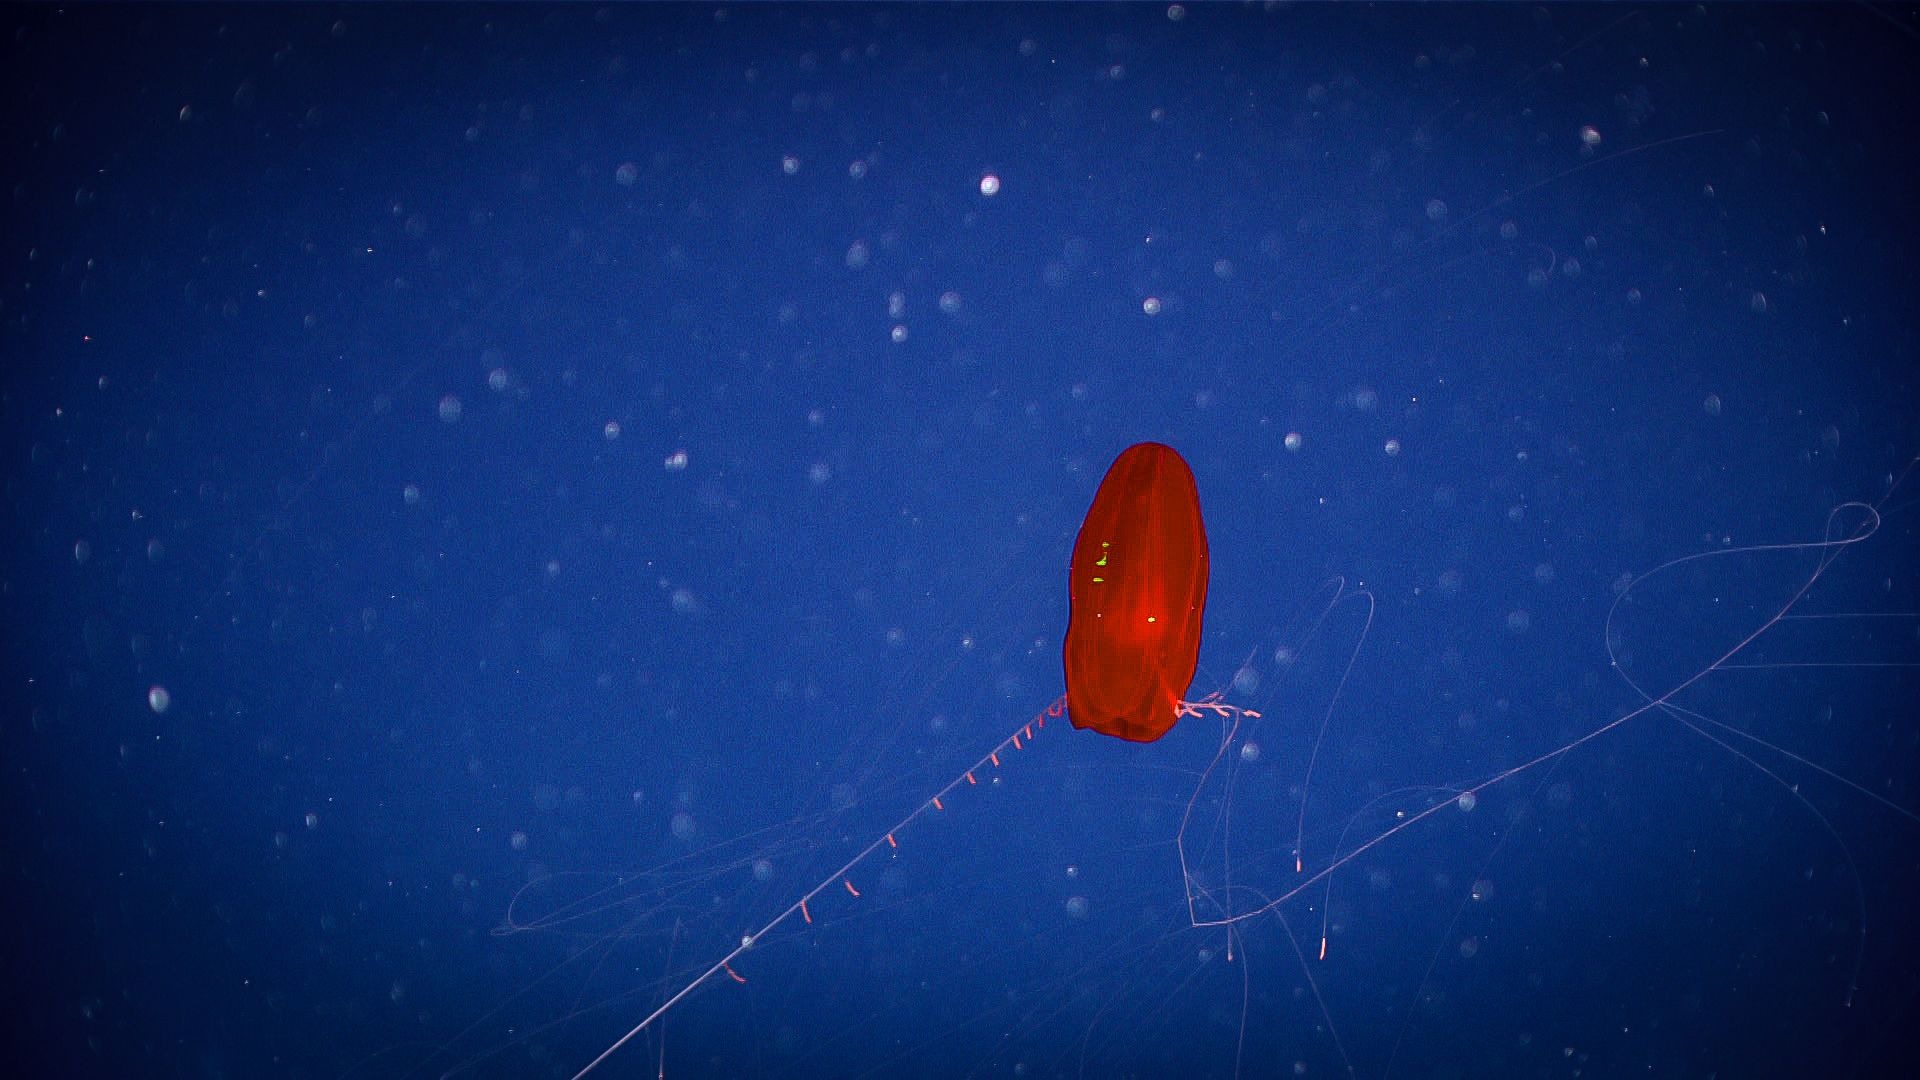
xmin=6 ymin=6 xmax=1916 ymax=1079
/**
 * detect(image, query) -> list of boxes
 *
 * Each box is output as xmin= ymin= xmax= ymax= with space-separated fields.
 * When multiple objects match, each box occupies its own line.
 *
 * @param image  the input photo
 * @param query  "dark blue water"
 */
xmin=7 ymin=5 xmax=1916 ymax=1079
